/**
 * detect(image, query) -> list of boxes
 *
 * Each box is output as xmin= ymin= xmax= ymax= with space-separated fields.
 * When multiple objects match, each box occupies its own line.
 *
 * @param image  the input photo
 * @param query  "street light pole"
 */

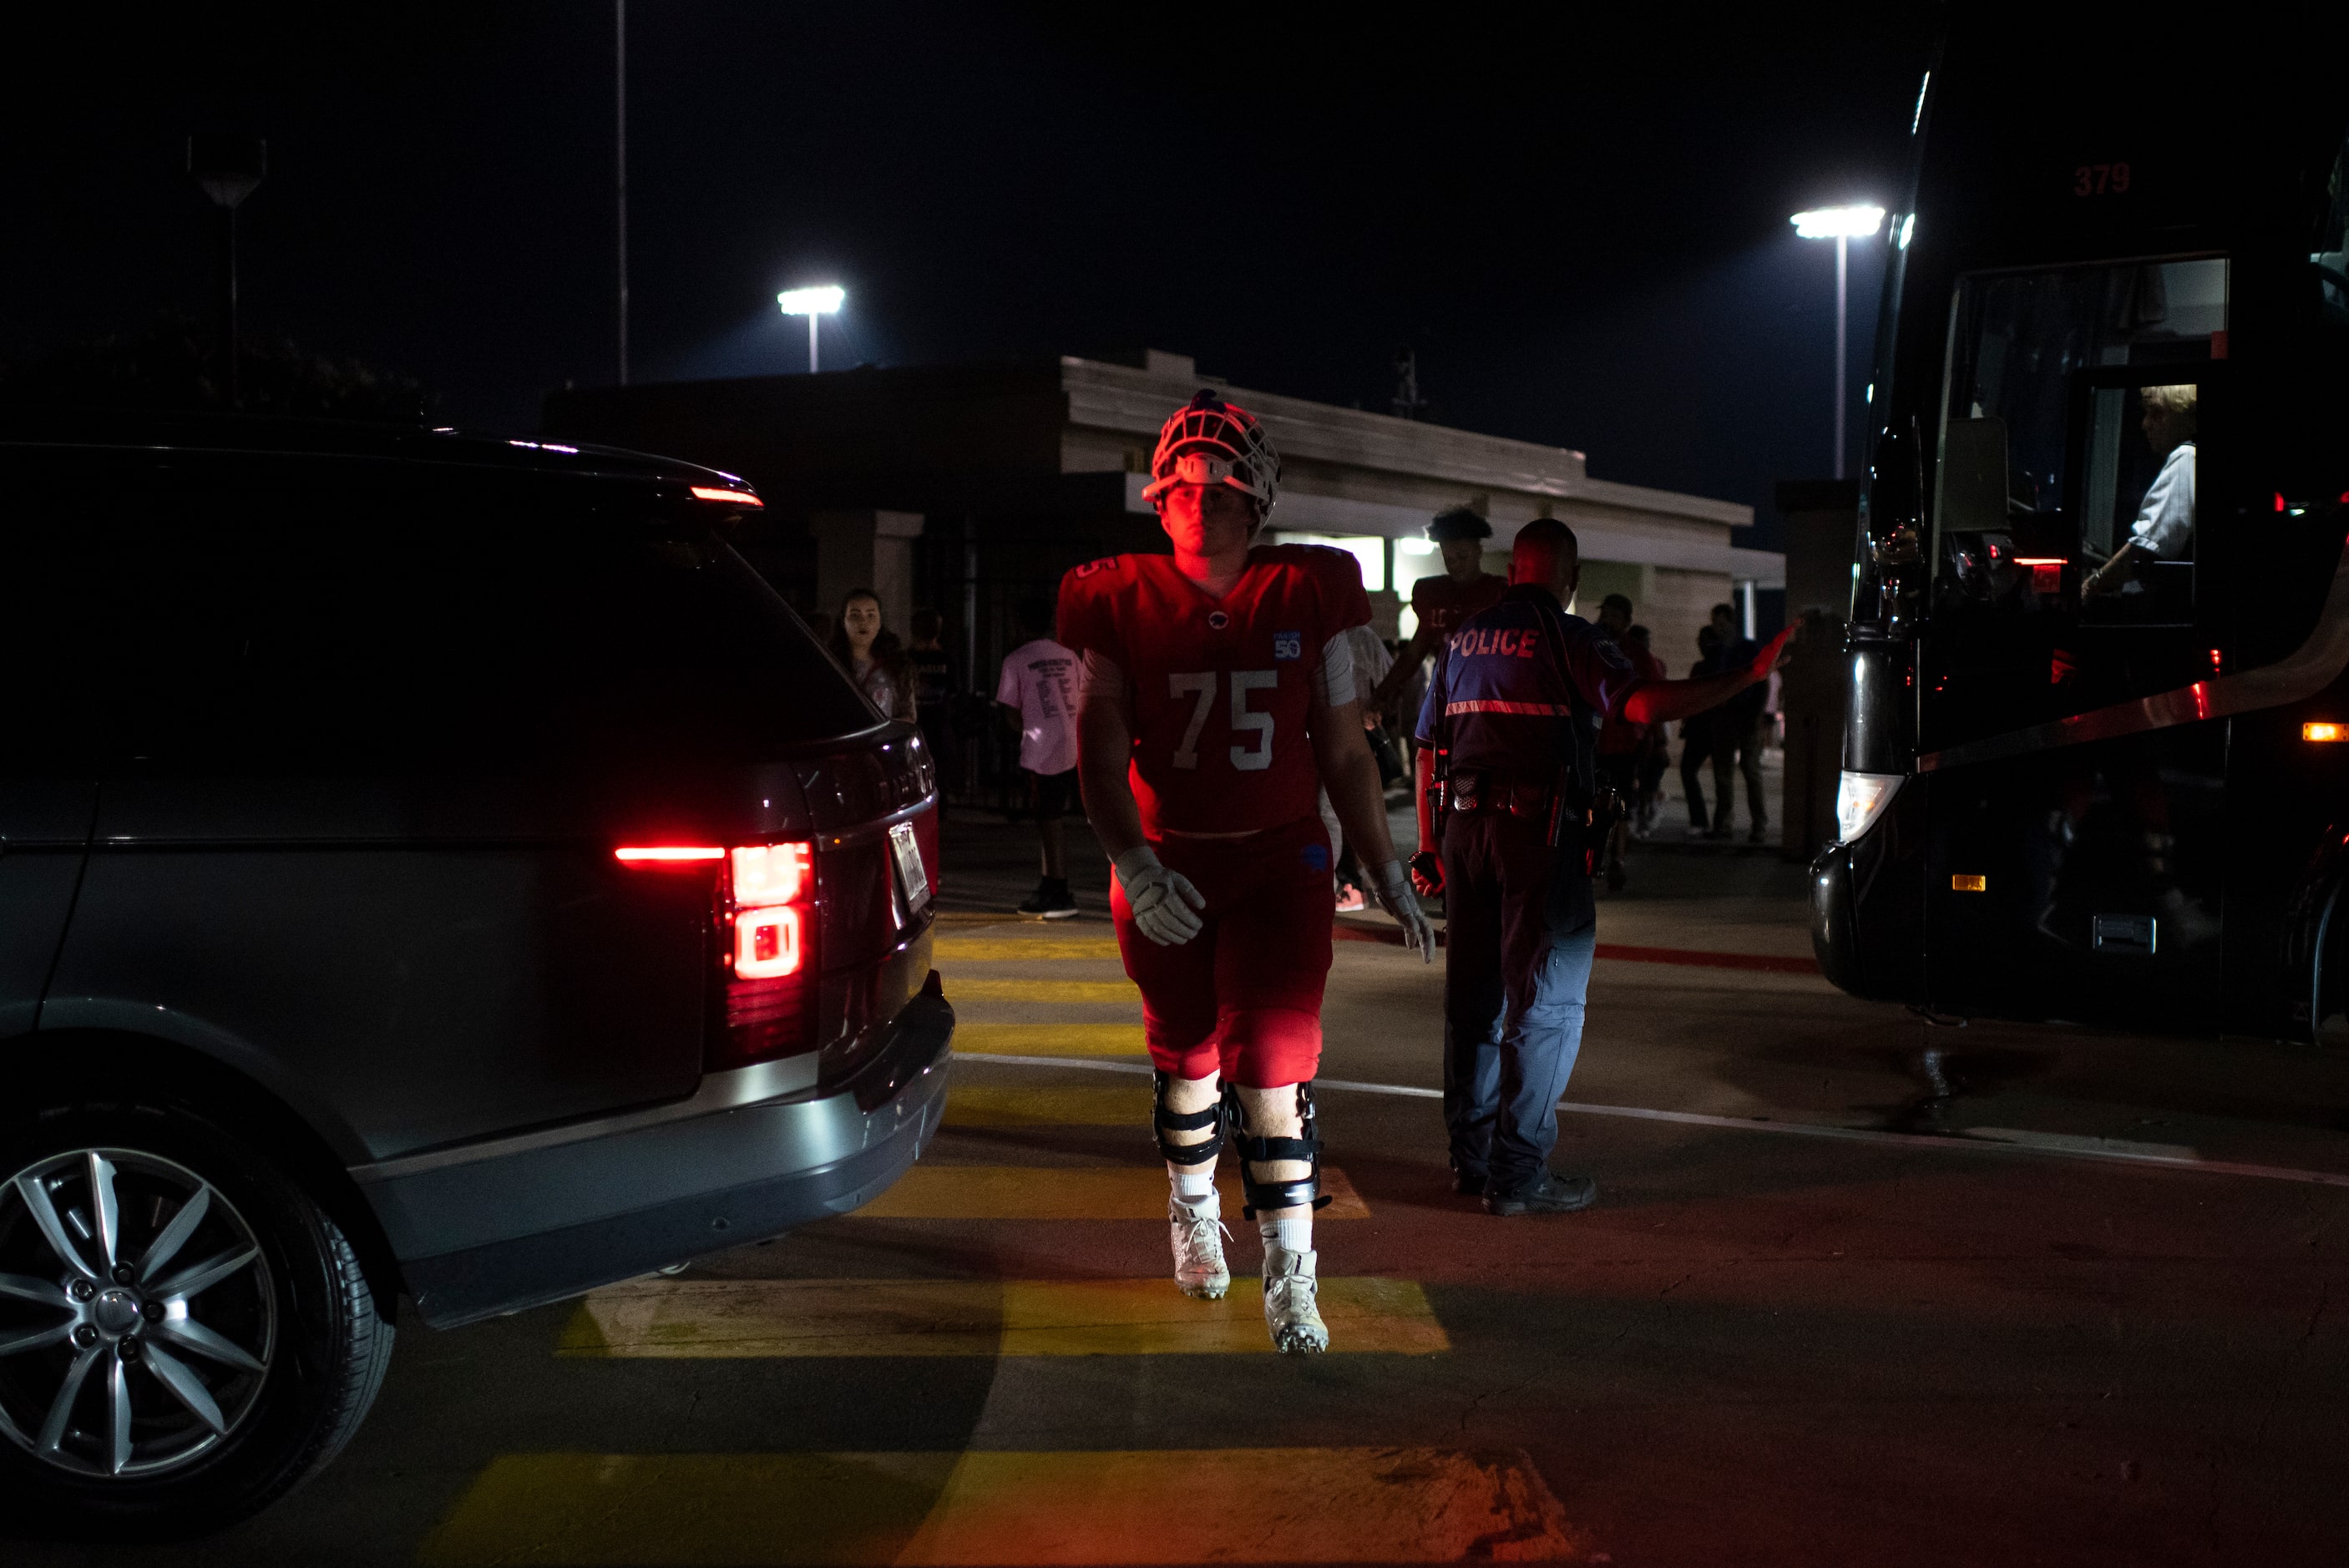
xmin=1790 ymin=205 xmax=1883 ymax=482
xmin=777 ymin=286 xmax=845 ymax=374
xmin=1834 ymin=232 xmax=1848 ymax=480
xmin=615 ymin=0 xmax=629 ymax=387
xmin=187 ymin=136 xmax=267 ymax=407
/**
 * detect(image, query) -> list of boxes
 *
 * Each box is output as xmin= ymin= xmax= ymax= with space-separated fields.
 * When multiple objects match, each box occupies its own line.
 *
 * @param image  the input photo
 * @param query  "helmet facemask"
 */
xmin=1142 ymin=390 xmax=1280 ymax=534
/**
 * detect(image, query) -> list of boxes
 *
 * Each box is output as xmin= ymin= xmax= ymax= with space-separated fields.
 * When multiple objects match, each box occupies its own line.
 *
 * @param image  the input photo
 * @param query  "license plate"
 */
xmin=888 ymin=820 xmax=929 ymax=910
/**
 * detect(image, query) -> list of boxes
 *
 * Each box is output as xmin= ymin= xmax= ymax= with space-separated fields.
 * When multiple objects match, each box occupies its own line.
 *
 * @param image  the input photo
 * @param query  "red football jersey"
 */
xmin=1058 ymin=544 xmax=1372 ymax=835
xmin=1409 ymin=571 xmax=1508 ymax=641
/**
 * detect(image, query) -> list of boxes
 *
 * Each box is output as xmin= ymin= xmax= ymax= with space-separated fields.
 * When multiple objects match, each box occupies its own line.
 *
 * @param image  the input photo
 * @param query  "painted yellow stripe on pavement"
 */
xmin=557 ymin=1276 xmax=1446 ymax=1358
xmin=418 ymin=1447 xmax=1580 ymax=1565
xmin=944 ymin=978 xmax=1138 ymax=1003
xmin=944 ymin=1085 xmax=1146 ymax=1126
xmin=854 ymin=1164 xmax=1370 ymax=1220
xmin=953 ymin=1023 xmax=1144 ymax=1056
xmin=934 ymin=937 xmax=1123 ymax=962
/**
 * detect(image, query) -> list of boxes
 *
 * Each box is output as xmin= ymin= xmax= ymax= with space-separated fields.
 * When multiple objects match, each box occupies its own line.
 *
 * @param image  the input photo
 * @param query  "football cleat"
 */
xmin=1170 ymin=1196 xmax=1231 ymax=1300
xmin=1262 ymin=1246 xmax=1329 ymax=1353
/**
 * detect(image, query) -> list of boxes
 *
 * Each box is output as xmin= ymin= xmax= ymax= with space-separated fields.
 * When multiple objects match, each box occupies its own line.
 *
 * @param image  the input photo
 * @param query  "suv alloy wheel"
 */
xmin=0 ymin=1101 xmax=393 ymax=1535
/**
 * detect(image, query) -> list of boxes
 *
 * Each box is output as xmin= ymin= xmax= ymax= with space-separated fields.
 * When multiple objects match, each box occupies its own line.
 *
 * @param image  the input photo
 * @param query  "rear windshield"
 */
xmin=0 ymin=448 xmax=878 ymax=769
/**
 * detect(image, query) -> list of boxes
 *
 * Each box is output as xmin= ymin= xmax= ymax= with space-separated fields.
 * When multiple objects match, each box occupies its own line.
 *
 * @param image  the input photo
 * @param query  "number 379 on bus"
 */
xmin=2073 ymin=161 xmax=2131 ymax=196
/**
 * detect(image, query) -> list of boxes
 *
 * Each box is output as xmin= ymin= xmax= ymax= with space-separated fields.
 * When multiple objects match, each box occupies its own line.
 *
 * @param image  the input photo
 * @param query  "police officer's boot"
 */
xmin=1483 ymin=1171 xmax=1599 ymax=1216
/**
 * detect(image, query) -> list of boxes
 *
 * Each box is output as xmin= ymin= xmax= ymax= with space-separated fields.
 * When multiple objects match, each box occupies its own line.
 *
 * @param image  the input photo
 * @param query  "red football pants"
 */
xmin=1110 ymin=815 xmax=1334 ymax=1088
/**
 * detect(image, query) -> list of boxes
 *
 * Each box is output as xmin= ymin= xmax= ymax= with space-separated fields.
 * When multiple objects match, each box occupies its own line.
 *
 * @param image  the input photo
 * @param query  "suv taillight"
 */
xmin=711 ymin=842 xmax=818 ymax=1070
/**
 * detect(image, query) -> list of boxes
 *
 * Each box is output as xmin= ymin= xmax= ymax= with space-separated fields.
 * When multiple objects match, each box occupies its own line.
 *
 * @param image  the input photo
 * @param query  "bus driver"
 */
xmin=2083 ymin=383 xmax=2197 ymax=597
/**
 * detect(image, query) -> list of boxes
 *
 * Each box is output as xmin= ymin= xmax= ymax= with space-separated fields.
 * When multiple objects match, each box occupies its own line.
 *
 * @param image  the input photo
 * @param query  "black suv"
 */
xmin=0 ymin=418 xmax=952 ymax=1531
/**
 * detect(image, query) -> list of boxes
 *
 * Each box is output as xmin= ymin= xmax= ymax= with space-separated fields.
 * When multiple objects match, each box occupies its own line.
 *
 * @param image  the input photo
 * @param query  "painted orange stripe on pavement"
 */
xmin=854 ymin=1165 xmax=1370 ymax=1221
xmin=556 ymin=1276 xmax=1446 ymax=1357
xmin=418 ymin=1448 xmax=1582 ymax=1565
xmin=934 ymin=937 xmax=1123 ymax=961
xmin=953 ymin=1023 xmax=1144 ymax=1056
xmin=944 ymin=1085 xmax=1147 ymax=1125
xmin=944 ymin=978 xmax=1138 ymax=1003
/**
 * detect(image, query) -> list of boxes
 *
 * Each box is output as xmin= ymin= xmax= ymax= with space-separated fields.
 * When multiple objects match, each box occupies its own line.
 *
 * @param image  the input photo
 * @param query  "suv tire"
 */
xmin=0 ymin=1098 xmax=393 ymax=1538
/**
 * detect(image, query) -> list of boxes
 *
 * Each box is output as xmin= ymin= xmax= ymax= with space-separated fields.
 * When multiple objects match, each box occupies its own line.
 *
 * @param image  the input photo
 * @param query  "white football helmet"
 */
xmin=1141 ymin=389 xmax=1280 ymax=527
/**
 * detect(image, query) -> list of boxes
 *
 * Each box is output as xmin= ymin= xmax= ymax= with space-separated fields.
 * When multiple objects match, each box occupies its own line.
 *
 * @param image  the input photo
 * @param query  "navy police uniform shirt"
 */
xmin=1414 ymin=584 xmax=1643 ymax=774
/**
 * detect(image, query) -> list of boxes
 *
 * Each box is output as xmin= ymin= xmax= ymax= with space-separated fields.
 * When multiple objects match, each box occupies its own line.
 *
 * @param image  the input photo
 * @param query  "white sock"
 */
xmin=1259 ymin=1216 xmax=1313 ymax=1255
xmin=1168 ymin=1165 xmax=1217 ymax=1205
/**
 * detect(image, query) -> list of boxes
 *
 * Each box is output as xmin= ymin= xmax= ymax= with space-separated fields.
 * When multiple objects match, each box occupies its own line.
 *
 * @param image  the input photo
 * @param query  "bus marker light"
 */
xmin=690 ymin=485 xmax=764 ymax=507
xmin=1952 ymin=874 xmax=1987 ymax=893
xmin=2304 ymin=723 xmax=2348 ymax=743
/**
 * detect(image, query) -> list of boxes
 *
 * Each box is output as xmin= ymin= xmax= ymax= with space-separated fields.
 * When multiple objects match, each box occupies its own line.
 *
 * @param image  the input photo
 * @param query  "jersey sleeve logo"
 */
xmin=1273 ymin=630 xmax=1302 ymax=660
xmin=1071 ymin=556 xmax=1121 ymax=579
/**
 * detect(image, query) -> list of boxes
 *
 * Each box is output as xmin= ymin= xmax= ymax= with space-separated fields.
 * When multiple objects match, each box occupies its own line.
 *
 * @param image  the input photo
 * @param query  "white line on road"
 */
xmin=952 ymin=1052 xmax=2349 ymax=1190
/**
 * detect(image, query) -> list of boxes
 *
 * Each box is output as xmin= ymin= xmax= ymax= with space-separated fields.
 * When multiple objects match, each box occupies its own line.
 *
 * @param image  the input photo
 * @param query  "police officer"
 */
xmin=1410 ymin=520 xmax=1790 ymax=1215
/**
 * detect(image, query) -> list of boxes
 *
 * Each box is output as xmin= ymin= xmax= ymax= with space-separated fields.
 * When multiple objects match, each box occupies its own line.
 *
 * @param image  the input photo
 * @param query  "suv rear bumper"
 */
xmin=372 ymin=987 xmax=954 ymax=1328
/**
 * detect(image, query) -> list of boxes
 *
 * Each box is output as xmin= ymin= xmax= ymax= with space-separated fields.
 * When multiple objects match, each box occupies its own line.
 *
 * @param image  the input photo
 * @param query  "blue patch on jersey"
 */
xmin=1299 ymin=842 xmax=1330 ymax=872
xmin=1273 ymin=630 xmax=1303 ymax=660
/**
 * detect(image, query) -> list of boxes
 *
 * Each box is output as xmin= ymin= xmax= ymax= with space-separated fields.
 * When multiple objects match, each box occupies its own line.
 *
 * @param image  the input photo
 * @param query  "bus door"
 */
xmin=1918 ymin=257 xmax=2230 ymax=1029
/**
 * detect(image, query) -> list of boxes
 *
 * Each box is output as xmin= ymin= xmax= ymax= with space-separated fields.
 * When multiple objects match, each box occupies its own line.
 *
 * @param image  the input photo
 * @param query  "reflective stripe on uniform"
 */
xmin=1445 ymin=699 xmax=1576 ymax=716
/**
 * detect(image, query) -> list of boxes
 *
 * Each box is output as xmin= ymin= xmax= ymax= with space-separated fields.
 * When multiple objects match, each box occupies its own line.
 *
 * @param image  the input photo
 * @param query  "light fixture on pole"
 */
xmin=776 ymin=286 xmax=846 ymax=374
xmin=187 ymin=135 xmax=267 ymax=407
xmin=1789 ymin=205 xmax=1884 ymax=480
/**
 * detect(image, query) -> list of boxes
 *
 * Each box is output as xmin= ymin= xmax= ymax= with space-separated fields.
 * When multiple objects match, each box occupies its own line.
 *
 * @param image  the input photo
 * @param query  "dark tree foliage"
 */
xmin=0 ymin=318 xmax=432 ymax=424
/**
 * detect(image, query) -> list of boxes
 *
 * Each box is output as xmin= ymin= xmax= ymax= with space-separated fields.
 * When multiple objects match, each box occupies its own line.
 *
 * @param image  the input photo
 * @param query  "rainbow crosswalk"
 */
xmin=415 ymin=913 xmax=1583 ymax=1565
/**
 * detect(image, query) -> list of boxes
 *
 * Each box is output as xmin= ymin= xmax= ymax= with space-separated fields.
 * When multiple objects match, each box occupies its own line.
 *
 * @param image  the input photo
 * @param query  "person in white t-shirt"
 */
xmin=995 ymin=599 xmax=1082 ymax=918
xmin=2085 ymin=384 xmax=2197 ymax=597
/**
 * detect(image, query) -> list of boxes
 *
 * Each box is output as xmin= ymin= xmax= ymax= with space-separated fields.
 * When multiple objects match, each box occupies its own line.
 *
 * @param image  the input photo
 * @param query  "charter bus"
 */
xmin=1810 ymin=22 xmax=2349 ymax=1042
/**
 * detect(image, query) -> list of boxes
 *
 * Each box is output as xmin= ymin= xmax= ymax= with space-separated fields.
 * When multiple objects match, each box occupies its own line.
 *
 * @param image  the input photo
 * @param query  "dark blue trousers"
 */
xmin=1439 ymin=810 xmax=1598 ymax=1196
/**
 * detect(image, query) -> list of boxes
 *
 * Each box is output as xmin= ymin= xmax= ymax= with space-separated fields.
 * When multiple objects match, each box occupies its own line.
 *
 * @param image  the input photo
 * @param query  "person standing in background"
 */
xmin=1590 ymin=598 xmax=1667 ymax=886
xmin=828 ymin=588 xmax=918 ymax=724
xmin=1700 ymin=603 xmax=1769 ymax=843
xmin=1365 ymin=506 xmax=1508 ymax=721
xmin=1626 ymin=625 xmax=1668 ymax=839
xmin=1678 ymin=625 xmax=1719 ymax=836
xmin=995 ymin=599 xmax=1082 ymax=919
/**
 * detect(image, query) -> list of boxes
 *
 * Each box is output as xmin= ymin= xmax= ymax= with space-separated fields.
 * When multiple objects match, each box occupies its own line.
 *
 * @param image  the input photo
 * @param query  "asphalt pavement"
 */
xmin=14 ymin=801 xmax=2348 ymax=1566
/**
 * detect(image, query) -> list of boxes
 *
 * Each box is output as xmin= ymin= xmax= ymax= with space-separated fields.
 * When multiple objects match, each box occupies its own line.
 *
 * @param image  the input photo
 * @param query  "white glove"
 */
xmin=1112 ymin=847 xmax=1207 ymax=946
xmin=1369 ymin=858 xmax=1435 ymax=964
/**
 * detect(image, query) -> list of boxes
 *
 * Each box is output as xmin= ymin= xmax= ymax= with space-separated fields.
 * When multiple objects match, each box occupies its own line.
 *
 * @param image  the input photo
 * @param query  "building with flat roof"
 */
xmin=544 ymin=350 xmax=1781 ymax=684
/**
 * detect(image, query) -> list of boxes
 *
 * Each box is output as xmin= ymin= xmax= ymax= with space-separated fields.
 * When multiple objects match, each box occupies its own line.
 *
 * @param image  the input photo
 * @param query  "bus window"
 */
xmin=2077 ymin=378 xmax=2199 ymax=625
xmin=2316 ymin=128 xmax=2349 ymax=329
xmin=1923 ymin=258 xmax=2227 ymax=749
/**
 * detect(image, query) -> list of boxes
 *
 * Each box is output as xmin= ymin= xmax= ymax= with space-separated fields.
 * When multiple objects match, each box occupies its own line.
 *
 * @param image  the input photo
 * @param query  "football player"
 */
xmin=1059 ymin=389 xmax=1434 ymax=1353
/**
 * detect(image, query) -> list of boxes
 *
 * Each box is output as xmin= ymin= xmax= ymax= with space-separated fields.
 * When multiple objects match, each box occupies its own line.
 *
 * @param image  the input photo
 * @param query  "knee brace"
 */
xmin=1228 ymin=1081 xmax=1331 ymax=1219
xmin=1152 ymin=1070 xmax=1224 ymax=1169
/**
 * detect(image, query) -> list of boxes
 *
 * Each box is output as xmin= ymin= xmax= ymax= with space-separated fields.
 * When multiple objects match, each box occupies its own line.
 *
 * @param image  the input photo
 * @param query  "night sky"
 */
xmin=5 ymin=6 xmax=1934 ymax=549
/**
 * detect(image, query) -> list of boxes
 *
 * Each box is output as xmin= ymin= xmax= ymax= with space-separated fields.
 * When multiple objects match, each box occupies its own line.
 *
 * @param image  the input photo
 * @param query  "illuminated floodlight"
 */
xmin=777 ymin=285 xmax=845 ymax=373
xmin=1790 ymin=205 xmax=1886 ymax=240
xmin=776 ymin=286 xmax=845 ymax=316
